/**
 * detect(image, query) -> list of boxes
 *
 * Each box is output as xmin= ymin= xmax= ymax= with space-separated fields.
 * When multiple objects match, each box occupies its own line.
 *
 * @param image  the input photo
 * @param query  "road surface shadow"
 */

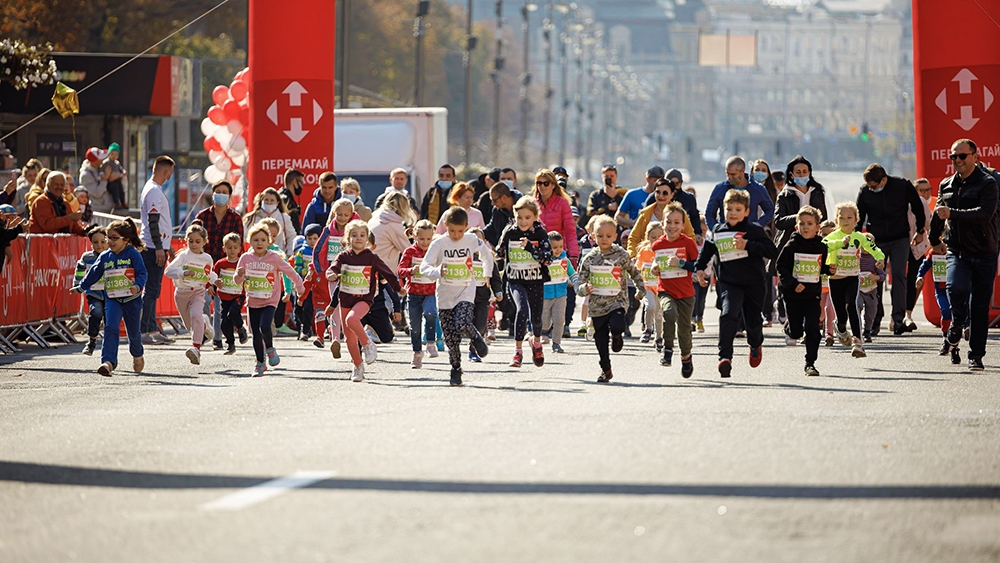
xmin=563 ymin=377 xmax=889 ymax=393
xmin=1 ymin=461 xmax=997 ymax=500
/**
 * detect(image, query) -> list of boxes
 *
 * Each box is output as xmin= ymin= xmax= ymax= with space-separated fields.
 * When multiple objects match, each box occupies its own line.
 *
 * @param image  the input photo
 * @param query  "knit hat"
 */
xmin=85 ymin=147 xmax=108 ymax=164
xmin=304 ymin=223 xmax=323 ymax=238
xmin=107 ymin=142 xmax=121 ymax=154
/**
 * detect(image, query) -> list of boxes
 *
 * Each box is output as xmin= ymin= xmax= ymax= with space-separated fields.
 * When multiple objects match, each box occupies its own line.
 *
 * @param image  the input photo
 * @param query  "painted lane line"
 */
xmin=199 ymin=470 xmax=336 ymax=511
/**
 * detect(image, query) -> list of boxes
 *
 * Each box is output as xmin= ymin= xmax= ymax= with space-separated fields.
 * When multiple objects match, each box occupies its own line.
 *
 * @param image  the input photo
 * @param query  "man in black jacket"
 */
xmin=929 ymin=138 xmax=999 ymax=371
xmin=419 ymin=164 xmax=456 ymax=224
xmin=278 ymin=168 xmax=304 ymax=235
xmin=857 ymin=163 xmax=926 ymax=335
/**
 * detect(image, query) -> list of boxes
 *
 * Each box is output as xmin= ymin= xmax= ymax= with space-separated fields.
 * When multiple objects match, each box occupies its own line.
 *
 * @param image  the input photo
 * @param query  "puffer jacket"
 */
xmin=536 ymin=193 xmax=580 ymax=259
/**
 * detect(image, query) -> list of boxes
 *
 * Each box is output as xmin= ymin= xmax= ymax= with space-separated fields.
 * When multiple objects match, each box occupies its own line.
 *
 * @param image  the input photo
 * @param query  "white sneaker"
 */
xmin=784 ymin=336 xmax=796 ymax=346
xmin=411 ymin=351 xmax=423 ymax=369
xmin=425 ymin=341 xmax=438 ymax=358
xmin=487 ymin=328 xmax=496 ymax=341
xmin=586 ymin=324 xmax=594 ymax=341
xmin=363 ymin=339 xmax=378 ymax=364
xmin=351 ymin=363 xmax=365 ymax=382
xmin=185 ymin=346 xmax=201 ymax=365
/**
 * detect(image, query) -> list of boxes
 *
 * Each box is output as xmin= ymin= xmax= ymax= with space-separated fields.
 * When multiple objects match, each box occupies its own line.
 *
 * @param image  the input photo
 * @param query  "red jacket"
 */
xmin=28 ymin=190 xmax=84 ymax=236
xmin=536 ymin=193 xmax=580 ymax=260
xmin=397 ymin=244 xmax=436 ymax=296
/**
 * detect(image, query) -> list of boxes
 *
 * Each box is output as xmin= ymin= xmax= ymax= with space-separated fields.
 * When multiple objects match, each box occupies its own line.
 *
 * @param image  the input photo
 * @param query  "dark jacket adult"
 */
xmin=587 ymin=187 xmax=624 ymax=218
xmin=28 ymin=189 xmax=84 ymax=235
xmin=856 ymin=175 xmax=925 ymax=244
xmin=644 ymin=187 xmax=703 ymax=238
xmin=775 ymin=231 xmax=832 ymax=300
xmin=277 ymin=186 xmax=302 ymax=235
xmin=929 ymin=166 xmax=999 ymax=259
xmin=483 ymin=188 xmax=524 ymax=248
xmin=419 ymin=182 xmax=453 ymax=224
xmin=301 ymin=187 xmax=342 ymax=230
xmin=772 ymin=185 xmax=828 ymax=252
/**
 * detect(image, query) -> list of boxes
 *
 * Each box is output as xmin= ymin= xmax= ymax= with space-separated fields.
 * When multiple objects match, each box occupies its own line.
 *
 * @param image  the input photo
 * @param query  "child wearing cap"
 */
xmin=74 ymin=186 xmax=93 ymax=224
xmin=102 ymin=142 xmax=127 ymax=210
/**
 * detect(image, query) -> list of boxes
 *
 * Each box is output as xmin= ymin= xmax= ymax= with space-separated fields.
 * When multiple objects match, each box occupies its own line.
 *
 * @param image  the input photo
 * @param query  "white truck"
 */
xmin=333 ymin=107 xmax=448 ymax=206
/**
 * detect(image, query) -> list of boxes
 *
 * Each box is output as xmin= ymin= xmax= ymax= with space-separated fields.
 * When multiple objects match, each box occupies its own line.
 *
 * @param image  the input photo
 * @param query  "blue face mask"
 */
xmin=793 ymin=177 xmax=810 ymax=188
xmin=213 ymin=193 xmax=230 ymax=206
xmin=501 ymin=180 xmax=514 ymax=190
xmin=753 ymin=171 xmax=769 ymax=183
xmin=438 ymin=180 xmax=453 ymax=190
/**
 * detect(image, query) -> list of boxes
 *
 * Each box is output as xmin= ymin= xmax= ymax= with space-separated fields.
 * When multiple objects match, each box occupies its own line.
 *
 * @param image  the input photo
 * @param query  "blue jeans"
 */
xmin=946 ymin=252 xmax=996 ymax=360
xmin=102 ymin=297 xmax=144 ymax=366
xmin=407 ymin=293 xmax=438 ymax=352
xmin=140 ymin=248 xmax=165 ymax=333
xmin=86 ymin=295 xmax=105 ymax=339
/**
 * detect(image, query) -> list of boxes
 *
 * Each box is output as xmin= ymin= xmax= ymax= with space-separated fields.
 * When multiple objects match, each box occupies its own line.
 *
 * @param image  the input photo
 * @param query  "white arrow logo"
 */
xmin=935 ymin=69 xmax=994 ymax=132
xmin=265 ymin=81 xmax=325 ymax=143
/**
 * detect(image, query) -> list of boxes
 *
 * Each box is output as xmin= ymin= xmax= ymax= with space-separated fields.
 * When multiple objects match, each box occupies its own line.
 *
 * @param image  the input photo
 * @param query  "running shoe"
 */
xmin=510 ymin=350 xmax=523 ymax=368
xmin=97 ymin=361 xmax=114 ymax=377
xmin=363 ymin=340 xmax=378 ymax=365
xmin=597 ymin=369 xmax=613 ymax=383
xmin=749 ymin=346 xmax=762 ymax=368
xmin=351 ymin=363 xmax=365 ymax=382
xmin=266 ymin=347 xmax=280 ymax=366
xmin=718 ymin=359 xmax=732 ymax=378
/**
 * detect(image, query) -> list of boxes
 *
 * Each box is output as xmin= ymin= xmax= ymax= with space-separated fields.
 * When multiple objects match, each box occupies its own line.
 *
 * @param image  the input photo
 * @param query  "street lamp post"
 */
xmin=463 ymin=0 xmax=477 ymax=164
xmin=560 ymin=18 xmax=584 ymax=167
xmin=414 ymin=0 xmax=430 ymax=106
xmin=518 ymin=1 xmax=538 ymax=170
xmin=541 ymin=3 xmax=569 ymax=168
xmin=491 ymin=0 xmax=505 ymax=164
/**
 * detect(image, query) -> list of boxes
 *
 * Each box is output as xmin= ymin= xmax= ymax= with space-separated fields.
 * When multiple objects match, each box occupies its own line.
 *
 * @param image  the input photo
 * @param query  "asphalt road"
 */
xmin=2 ymin=300 xmax=999 ymax=562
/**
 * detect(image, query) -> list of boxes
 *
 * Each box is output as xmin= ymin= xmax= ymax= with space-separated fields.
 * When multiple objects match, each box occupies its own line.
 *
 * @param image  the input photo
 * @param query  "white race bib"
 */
xmin=655 ymin=248 xmax=686 ymax=279
xmin=473 ymin=261 xmax=487 ymax=287
xmin=931 ymin=254 xmax=947 ymax=283
xmin=104 ymin=267 xmax=135 ymax=299
xmin=409 ymin=257 xmax=434 ymax=284
xmin=326 ymin=238 xmax=344 ymax=263
xmin=243 ymin=264 xmax=276 ymax=299
xmin=589 ymin=265 xmax=623 ymax=297
xmin=715 ymin=232 xmax=749 ymax=262
xmin=218 ymin=268 xmax=242 ymax=295
xmin=547 ymin=258 xmax=569 ymax=285
xmin=441 ymin=256 xmax=474 ymax=287
xmin=792 ymin=253 xmax=822 ymax=283
xmin=507 ymin=245 xmax=537 ymax=271
xmin=339 ymin=264 xmax=371 ymax=295
xmin=835 ymin=247 xmax=861 ymax=277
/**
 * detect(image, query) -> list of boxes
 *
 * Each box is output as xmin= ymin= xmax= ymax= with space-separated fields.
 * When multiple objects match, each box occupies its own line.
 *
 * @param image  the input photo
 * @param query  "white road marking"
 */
xmin=199 ymin=470 xmax=335 ymax=511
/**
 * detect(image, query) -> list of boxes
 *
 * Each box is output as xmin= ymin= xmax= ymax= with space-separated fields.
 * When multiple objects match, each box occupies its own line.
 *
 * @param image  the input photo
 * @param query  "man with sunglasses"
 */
xmin=643 ymin=168 xmax=703 ymax=245
xmin=857 ymin=163 xmax=927 ymax=336
xmin=929 ymin=138 xmax=999 ymax=371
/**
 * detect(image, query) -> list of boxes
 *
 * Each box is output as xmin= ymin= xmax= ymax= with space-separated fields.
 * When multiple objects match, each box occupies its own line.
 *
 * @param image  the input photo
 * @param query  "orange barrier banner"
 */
xmin=154 ymin=238 xmax=187 ymax=318
xmin=55 ymin=234 xmax=86 ymax=318
xmin=26 ymin=235 xmax=60 ymax=323
xmin=0 ymin=236 xmax=28 ymax=327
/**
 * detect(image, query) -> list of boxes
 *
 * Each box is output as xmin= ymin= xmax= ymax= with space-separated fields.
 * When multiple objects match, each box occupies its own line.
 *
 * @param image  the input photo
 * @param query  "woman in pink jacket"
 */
xmin=533 ymin=169 xmax=580 ymax=266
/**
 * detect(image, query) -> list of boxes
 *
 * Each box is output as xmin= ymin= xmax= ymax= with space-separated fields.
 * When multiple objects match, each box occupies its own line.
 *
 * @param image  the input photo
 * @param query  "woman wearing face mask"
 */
xmin=195 ymin=180 xmax=244 ymax=349
xmin=339 ymin=177 xmax=372 ymax=222
xmin=752 ymin=159 xmax=780 ymax=325
xmin=243 ymin=187 xmax=297 ymax=256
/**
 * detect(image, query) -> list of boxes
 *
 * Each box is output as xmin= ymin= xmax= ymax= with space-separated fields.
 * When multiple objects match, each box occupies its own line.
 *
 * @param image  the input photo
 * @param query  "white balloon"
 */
xmin=231 ymin=151 xmax=247 ymax=168
xmin=208 ymin=150 xmax=224 ymax=164
xmin=226 ymin=120 xmax=243 ymax=136
xmin=213 ymin=154 xmax=232 ymax=172
xmin=204 ymin=165 xmax=226 ymax=184
xmin=212 ymin=126 xmax=233 ymax=146
xmin=200 ymin=117 xmax=217 ymax=137
xmin=229 ymin=135 xmax=246 ymax=153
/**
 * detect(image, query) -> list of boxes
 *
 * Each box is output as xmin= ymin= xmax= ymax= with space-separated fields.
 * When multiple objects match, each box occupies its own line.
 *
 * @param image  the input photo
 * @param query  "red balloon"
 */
xmin=212 ymin=85 xmax=230 ymax=106
xmin=230 ymin=79 xmax=248 ymax=102
xmin=223 ymin=100 xmax=241 ymax=121
xmin=203 ymin=137 xmax=222 ymax=153
xmin=239 ymin=106 xmax=250 ymax=126
xmin=207 ymin=105 xmax=227 ymax=125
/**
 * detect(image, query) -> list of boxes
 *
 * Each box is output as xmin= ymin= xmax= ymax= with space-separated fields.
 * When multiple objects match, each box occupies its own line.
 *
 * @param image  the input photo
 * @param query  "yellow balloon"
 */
xmin=51 ymin=82 xmax=79 ymax=118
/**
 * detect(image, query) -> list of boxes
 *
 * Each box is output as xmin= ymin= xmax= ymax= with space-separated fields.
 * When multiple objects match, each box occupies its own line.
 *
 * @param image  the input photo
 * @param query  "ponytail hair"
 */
xmin=108 ymin=217 xmax=145 ymax=251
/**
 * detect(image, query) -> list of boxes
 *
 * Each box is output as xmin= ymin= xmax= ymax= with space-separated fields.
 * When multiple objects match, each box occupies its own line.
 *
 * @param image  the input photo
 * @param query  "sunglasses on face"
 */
xmin=107 ymin=236 xmax=122 ymax=242
xmin=536 ymin=181 xmax=552 ymax=187
xmin=603 ymin=164 xmax=616 ymax=171
xmin=950 ymin=153 xmax=973 ymax=161
xmin=655 ymin=190 xmax=672 ymax=196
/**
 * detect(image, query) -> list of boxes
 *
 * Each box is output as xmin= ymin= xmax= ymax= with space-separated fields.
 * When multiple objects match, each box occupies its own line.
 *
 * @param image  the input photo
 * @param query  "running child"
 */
xmin=418 ymin=208 xmax=492 ymax=385
xmin=650 ymin=202 xmax=700 ymax=376
xmin=694 ymin=189 xmax=779 ymax=378
xmin=819 ymin=219 xmax=837 ymax=346
xmin=75 ymin=224 xmax=108 ymax=356
xmin=326 ymin=219 xmax=401 ymax=382
xmin=165 ymin=224 xmax=219 ymax=365
xmin=311 ymin=198 xmax=358 ymax=356
xmin=822 ymin=201 xmax=884 ymax=358
xmin=857 ymin=232 xmax=886 ymax=343
xmin=293 ymin=224 xmax=323 ymax=340
xmin=497 ymin=196 xmax=554 ymax=367
xmin=636 ymin=221 xmax=664 ymax=351
xmin=468 ymin=227 xmax=502 ymax=362
xmin=575 ymin=215 xmax=644 ymax=382
xmin=212 ymin=232 xmax=249 ymax=354
xmin=234 ymin=223 xmax=305 ymax=377
xmin=75 ymin=218 xmax=148 ymax=376
xmin=916 ymin=247 xmax=957 ymax=362
xmin=775 ymin=206 xmax=834 ymax=377
xmin=397 ymin=219 xmax=439 ymax=368
xmin=259 ymin=217 xmax=297 ymax=336
xmin=541 ymin=231 xmax=578 ymax=353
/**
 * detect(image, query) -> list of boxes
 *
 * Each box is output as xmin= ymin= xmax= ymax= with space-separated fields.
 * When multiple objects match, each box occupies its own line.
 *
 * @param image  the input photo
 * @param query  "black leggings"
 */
xmin=593 ymin=308 xmax=626 ymax=372
xmin=440 ymin=302 xmax=483 ymax=368
xmin=220 ymin=297 xmax=245 ymax=346
xmin=508 ymin=282 xmax=544 ymax=342
xmin=829 ymin=276 xmax=861 ymax=339
xmin=471 ymin=296 xmax=490 ymax=352
xmin=249 ymin=305 xmax=276 ymax=362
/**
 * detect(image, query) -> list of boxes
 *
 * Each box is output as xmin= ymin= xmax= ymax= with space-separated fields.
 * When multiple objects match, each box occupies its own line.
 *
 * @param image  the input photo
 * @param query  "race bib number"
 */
xmin=715 ymin=232 xmax=749 ymax=262
xmin=339 ymin=264 xmax=372 ymax=295
xmin=441 ymin=256 xmax=474 ymax=287
xmin=77 ymin=269 xmax=105 ymax=292
xmin=507 ymin=245 xmax=537 ymax=271
xmin=859 ymin=273 xmax=878 ymax=293
xmin=181 ymin=263 xmax=211 ymax=287
xmin=410 ymin=257 xmax=434 ymax=284
xmin=326 ymin=238 xmax=343 ymax=262
xmin=836 ymin=247 xmax=861 ymax=277
xmin=640 ymin=261 xmax=657 ymax=289
xmin=932 ymin=254 xmax=947 ymax=283
xmin=218 ymin=268 xmax=242 ymax=295
xmin=104 ymin=267 xmax=135 ymax=299
xmin=589 ymin=265 xmax=623 ymax=297
xmin=792 ymin=253 xmax=822 ymax=283
xmin=473 ymin=261 xmax=487 ymax=287
xmin=244 ymin=265 xmax=276 ymax=299
xmin=547 ymin=259 xmax=569 ymax=285
xmin=655 ymin=248 xmax=686 ymax=279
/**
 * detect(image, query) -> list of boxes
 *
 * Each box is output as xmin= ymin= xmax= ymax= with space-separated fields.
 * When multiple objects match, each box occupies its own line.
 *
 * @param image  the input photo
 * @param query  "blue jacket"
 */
xmin=74 ymin=250 xmax=105 ymax=300
xmin=79 ymin=246 xmax=148 ymax=303
xmin=300 ymin=187 xmax=341 ymax=231
xmin=705 ymin=175 xmax=774 ymax=231
xmin=543 ymin=251 xmax=579 ymax=299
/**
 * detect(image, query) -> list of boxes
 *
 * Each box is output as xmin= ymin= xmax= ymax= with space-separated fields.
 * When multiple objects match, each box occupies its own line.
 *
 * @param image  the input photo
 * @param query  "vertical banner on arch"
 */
xmin=248 ymin=0 xmax=336 ymax=214
xmin=913 ymin=0 xmax=1000 ymax=192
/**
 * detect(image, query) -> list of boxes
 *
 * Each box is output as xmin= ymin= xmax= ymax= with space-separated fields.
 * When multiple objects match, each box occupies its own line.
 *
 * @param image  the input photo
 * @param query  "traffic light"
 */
xmin=861 ymin=123 xmax=870 ymax=142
